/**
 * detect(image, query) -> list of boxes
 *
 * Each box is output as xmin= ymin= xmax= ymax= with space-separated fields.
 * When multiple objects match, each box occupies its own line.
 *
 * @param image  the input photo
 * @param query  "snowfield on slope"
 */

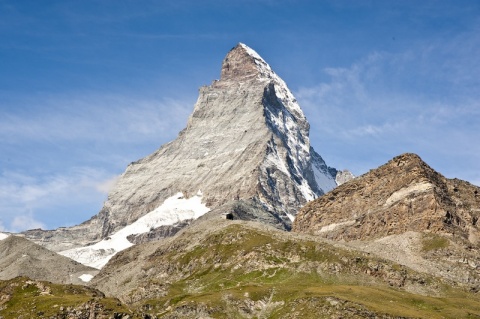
xmin=60 ymin=191 xmax=210 ymax=269
xmin=78 ymin=274 xmax=94 ymax=282
xmin=0 ymin=233 xmax=8 ymax=241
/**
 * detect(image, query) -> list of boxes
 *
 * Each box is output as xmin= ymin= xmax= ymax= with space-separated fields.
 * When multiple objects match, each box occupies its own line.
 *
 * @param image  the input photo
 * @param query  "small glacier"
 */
xmin=60 ymin=192 xmax=209 ymax=269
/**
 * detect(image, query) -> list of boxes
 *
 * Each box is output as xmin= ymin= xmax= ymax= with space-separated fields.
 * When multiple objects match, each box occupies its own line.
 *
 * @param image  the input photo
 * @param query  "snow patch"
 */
xmin=298 ymin=180 xmax=315 ymax=202
xmin=0 ymin=233 xmax=8 ymax=241
xmin=79 ymin=274 xmax=94 ymax=282
xmin=60 ymin=192 xmax=210 ymax=269
xmin=312 ymin=164 xmax=337 ymax=193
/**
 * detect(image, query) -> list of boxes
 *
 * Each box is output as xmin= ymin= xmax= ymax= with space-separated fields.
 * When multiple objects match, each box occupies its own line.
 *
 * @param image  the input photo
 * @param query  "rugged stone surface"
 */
xmin=0 ymin=236 xmax=97 ymax=285
xmin=293 ymin=153 xmax=480 ymax=288
xmin=126 ymin=219 xmax=193 ymax=245
xmin=293 ymin=153 xmax=480 ymax=243
xmin=23 ymin=43 xmax=337 ymax=251
xmin=335 ymin=169 xmax=355 ymax=186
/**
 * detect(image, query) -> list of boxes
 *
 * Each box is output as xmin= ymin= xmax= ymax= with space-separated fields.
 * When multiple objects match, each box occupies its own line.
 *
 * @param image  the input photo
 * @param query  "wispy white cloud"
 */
xmin=0 ymin=90 xmax=195 ymax=232
xmin=0 ymin=94 xmax=192 ymax=144
xmin=0 ymin=167 xmax=118 ymax=232
xmin=11 ymin=215 xmax=45 ymax=232
xmin=296 ymin=26 xmax=480 ymax=181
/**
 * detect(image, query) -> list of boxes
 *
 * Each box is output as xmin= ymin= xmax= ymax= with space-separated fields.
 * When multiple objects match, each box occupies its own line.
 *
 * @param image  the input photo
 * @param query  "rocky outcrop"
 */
xmin=24 ymin=43 xmax=338 ymax=252
xmin=126 ymin=219 xmax=193 ymax=245
xmin=293 ymin=153 xmax=480 ymax=244
xmin=335 ymin=169 xmax=355 ymax=185
xmin=0 ymin=236 xmax=97 ymax=285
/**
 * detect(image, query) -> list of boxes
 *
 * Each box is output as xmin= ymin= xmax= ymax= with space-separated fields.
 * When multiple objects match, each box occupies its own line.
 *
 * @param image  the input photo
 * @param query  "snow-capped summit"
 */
xmin=24 ymin=43 xmax=339 ymax=268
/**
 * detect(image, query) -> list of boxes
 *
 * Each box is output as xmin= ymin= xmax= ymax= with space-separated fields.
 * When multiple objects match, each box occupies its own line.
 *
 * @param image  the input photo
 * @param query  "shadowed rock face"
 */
xmin=293 ymin=153 xmax=480 ymax=244
xmin=24 ymin=43 xmax=337 ymax=251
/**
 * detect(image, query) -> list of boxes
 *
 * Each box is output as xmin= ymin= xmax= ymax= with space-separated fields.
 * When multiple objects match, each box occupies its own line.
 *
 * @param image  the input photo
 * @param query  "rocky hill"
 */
xmin=293 ymin=153 xmax=480 ymax=289
xmin=0 ymin=235 xmax=97 ymax=285
xmin=293 ymin=153 xmax=480 ymax=242
xmin=0 ymin=277 xmax=133 ymax=319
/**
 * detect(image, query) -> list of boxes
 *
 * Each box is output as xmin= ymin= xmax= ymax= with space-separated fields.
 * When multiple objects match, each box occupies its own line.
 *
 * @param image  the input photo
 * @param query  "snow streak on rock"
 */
xmin=239 ymin=43 xmax=335 ymax=215
xmin=78 ymin=274 xmax=94 ymax=282
xmin=310 ymin=148 xmax=337 ymax=193
xmin=60 ymin=192 xmax=209 ymax=269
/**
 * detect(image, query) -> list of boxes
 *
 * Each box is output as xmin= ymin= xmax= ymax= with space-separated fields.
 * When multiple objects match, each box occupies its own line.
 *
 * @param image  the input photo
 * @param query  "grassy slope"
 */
xmin=2 ymin=224 xmax=479 ymax=318
xmin=129 ymin=224 xmax=480 ymax=318
xmin=0 ymin=277 xmax=132 ymax=318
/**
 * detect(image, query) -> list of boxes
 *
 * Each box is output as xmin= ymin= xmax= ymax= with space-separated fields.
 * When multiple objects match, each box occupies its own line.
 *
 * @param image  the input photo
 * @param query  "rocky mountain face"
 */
xmin=335 ymin=169 xmax=355 ymax=186
xmin=23 ymin=43 xmax=338 ymax=255
xmin=293 ymin=153 xmax=480 ymax=289
xmin=293 ymin=153 xmax=480 ymax=242
xmin=0 ymin=235 xmax=97 ymax=285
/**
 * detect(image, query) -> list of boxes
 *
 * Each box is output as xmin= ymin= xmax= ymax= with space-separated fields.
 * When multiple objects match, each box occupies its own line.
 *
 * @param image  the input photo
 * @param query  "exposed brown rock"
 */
xmin=219 ymin=44 xmax=263 ymax=81
xmin=126 ymin=219 xmax=193 ymax=245
xmin=293 ymin=153 xmax=480 ymax=245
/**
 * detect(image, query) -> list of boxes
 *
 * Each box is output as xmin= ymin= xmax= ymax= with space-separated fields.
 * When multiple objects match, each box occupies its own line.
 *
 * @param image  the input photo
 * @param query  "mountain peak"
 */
xmin=220 ymin=43 xmax=274 ymax=81
xmin=388 ymin=153 xmax=425 ymax=167
xmin=23 ymin=43 xmax=339 ymax=268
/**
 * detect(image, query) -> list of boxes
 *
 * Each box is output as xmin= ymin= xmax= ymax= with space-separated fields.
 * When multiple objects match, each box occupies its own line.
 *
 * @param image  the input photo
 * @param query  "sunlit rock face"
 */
xmin=294 ymin=153 xmax=480 ymax=244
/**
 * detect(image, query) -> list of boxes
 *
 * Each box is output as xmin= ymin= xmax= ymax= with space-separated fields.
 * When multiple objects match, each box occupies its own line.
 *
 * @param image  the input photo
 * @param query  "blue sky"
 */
xmin=1 ymin=0 xmax=479 ymax=232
